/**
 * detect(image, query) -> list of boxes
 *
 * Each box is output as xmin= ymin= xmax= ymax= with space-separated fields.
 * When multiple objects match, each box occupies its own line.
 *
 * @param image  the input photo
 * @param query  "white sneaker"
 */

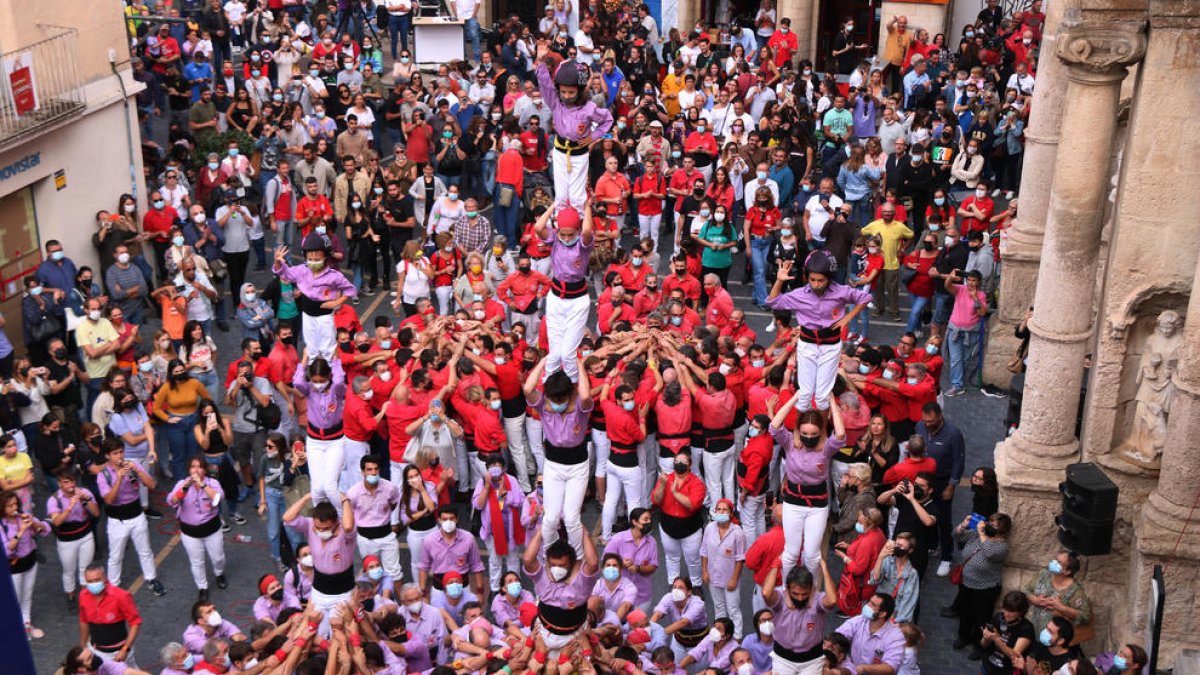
xmin=1005 ymin=191 xmax=1016 ymax=200
xmin=936 ymin=561 xmax=953 ymax=577
xmin=991 ymin=189 xmax=1002 ymax=197
xmin=765 ymin=320 xmax=776 ymax=333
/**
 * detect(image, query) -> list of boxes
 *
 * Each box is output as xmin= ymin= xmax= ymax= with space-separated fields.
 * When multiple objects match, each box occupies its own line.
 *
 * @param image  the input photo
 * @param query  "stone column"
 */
xmin=982 ymin=0 xmax=1069 ymax=385
xmin=776 ymin=0 xmax=816 ymax=62
xmin=997 ymin=14 xmax=1147 ymax=484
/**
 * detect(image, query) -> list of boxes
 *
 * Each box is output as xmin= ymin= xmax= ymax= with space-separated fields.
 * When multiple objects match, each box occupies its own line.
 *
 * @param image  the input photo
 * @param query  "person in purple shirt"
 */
xmin=292 ymin=353 xmax=347 ymax=511
xmin=283 ymin=493 xmax=357 ymax=636
xmin=46 ymin=467 xmax=100 ymax=607
xmin=770 ymin=392 xmax=846 ymax=577
xmin=346 ymin=454 xmax=403 ymax=594
xmin=761 ymin=561 xmax=839 ymax=674
xmin=448 ymin=605 xmax=508 ymax=660
xmin=591 ymin=552 xmax=638 ymax=622
xmin=434 ymin=569 xmax=480 ymax=627
xmin=394 ymin=583 xmax=447 ymax=669
xmin=357 ymin=554 xmax=398 ymax=601
xmin=700 ymin=498 xmax=747 ymax=639
xmin=533 ymin=47 xmax=614 ymax=209
xmin=519 ymin=481 xmax=544 ymax=544
xmin=96 ymin=440 xmax=163 ymax=594
xmin=521 ymin=525 xmax=600 ymax=652
xmin=1 ymin=489 xmax=50 ymax=638
xmin=61 ymin=646 xmax=152 ymax=675
xmin=651 ymin=577 xmax=710 ymax=663
xmin=532 ymin=205 xmax=595 ymax=383
xmin=835 ymin=591 xmax=905 ymax=674
xmin=181 ymin=601 xmax=246 ymax=656
xmin=680 ymin=617 xmax=740 ymax=671
xmin=253 ymin=573 xmax=301 ymax=622
xmin=472 ymin=454 xmax=526 ymax=593
xmin=492 ymin=570 xmax=537 ymax=630
xmin=524 ymin=355 xmax=593 ymax=557
xmin=417 ymin=506 xmax=487 ymax=603
xmin=604 ymin=507 xmax=659 ymax=613
xmin=167 ymin=456 xmax=227 ymax=600
xmin=766 ymin=251 xmax=872 ymax=413
xmin=272 ymin=236 xmax=356 ymax=360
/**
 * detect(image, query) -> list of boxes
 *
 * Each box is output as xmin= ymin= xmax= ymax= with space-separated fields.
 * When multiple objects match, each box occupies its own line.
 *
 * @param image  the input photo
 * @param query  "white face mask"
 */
xmin=759 ymin=620 xmax=774 ymax=636
xmin=312 ymin=381 xmax=330 ymax=393
xmin=300 ymin=554 xmax=314 ymax=567
xmin=206 ymin=610 xmax=224 ymax=627
xmin=407 ymin=601 xmax=423 ymax=614
xmin=549 ymin=565 xmax=569 ymax=581
xmin=317 ymin=528 xmax=334 ymax=540
xmin=378 ymin=370 xmax=393 ymax=382
xmin=440 ymin=520 xmax=457 ymax=534
xmin=88 ymin=310 xmax=102 ymax=321
xmin=671 ymin=588 xmax=687 ymax=603
xmin=736 ymin=664 xmax=753 ymax=675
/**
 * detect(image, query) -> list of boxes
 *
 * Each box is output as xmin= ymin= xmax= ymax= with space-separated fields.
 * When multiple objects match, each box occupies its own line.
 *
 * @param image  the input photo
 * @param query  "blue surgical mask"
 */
xmin=671 ymin=316 xmax=683 ymax=326
xmin=208 ymin=161 xmax=219 ymax=170
xmin=906 ymin=377 xmax=919 ymax=385
xmin=934 ymin=197 xmax=946 ymax=206
xmin=229 ymin=148 xmax=240 ymax=157
xmin=756 ymin=170 xmax=767 ymax=180
xmin=748 ymin=427 xmax=761 ymax=438
xmin=882 ymin=369 xmax=895 ymax=380
xmin=751 ymin=359 xmax=765 ymax=368
xmin=490 ymin=400 xmax=502 ymax=411
xmin=448 ymin=193 xmax=459 ymax=201
xmin=603 ymin=567 xmax=620 ymax=582
xmin=549 ymin=400 xmax=568 ymax=413
xmin=401 ymin=57 xmax=410 ymax=64
xmin=854 ymin=522 xmax=866 ymax=534
xmin=781 ymin=228 xmax=794 ymax=238
xmin=86 ymin=581 xmax=106 ymax=595
xmin=925 ymin=344 xmax=939 ymax=355
xmin=699 ymin=209 xmax=711 ymax=218
xmin=368 ymin=566 xmax=384 ymax=580
xmin=183 ymin=654 xmax=196 ymax=670
xmin=858 ymin=364 xmax=870 ymax=375
xmin=966 ymin=31 xmax=975 ymax=38
xmin=861 ymin=604 xmax=875 ymax=620
xmin=622 ymin=400 xmax=635 ymax=412
xmin=29 ymin=285 xmax=43 ymax=296
xmin=1048 ymin=559 xmax=1064 ymax=575
xmin=446 ymin=582 xmax=464 ymax=598
xmin=1038 ymin=628 xmax=1053 ymax=646
xmin=380 ymin=339 xmax=392 ymax=350
xmin=507 ymin=581 xmax=523 ymax=596
xmin=1112 ymin=655 xmax=1128 ymax=670
xmin=714 ymin=513 xmax=730 ymax=524
xmin=366 ymin=474 xmax=379 ymax=486
xmin=671 ymin=150 xmax=682 ymax=159
xmin=153 ymin=200 xmax=165 ymax=210
xmin=631 ymin=257 xmax=643 ymax=267
xmin=173 ymin=235 xmax=187 ymax=247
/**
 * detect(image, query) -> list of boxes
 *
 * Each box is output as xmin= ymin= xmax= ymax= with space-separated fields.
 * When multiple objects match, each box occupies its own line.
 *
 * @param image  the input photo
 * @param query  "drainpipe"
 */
xmin=111 ymin=59 xmax=139 ymax=201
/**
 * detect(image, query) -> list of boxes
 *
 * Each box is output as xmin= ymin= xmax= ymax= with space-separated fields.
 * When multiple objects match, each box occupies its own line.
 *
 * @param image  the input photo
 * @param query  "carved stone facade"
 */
xmin=995 ymin=0 xmax=1200 ymax=667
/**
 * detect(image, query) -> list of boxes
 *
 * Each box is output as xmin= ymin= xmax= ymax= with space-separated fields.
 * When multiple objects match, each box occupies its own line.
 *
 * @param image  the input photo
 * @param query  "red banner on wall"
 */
xmin=4 ymin=52 xmax=38 ymax=117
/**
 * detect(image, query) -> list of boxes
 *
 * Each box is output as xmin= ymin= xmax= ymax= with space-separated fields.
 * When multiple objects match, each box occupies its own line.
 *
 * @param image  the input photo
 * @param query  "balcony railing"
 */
xmin=0 ymin=27 xmax=87 ymax=147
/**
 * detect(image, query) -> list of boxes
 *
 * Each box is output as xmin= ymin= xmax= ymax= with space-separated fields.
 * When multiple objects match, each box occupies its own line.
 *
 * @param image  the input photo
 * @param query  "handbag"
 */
xmin=208 ymin=258 xmax=228 ymax=282
xmin=1006 ymin=341 xmax=1028 ymax=375
xmin=898 ymin=264 xmax=917 ymax=287
xmin=836 ymin=567 xmax=875 ymax=616
xmin=950 ymin=548 xmax=981 ymax=586
xmin=30 ymin=312 xmax=63 ymax=343
xmin=497 ymin=185 xmax=515 ymax=208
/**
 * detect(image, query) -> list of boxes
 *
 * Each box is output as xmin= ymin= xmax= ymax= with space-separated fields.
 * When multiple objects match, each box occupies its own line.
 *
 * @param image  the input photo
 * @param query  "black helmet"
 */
xmin=804 ymin=249 xmax=837 ymax=276
xmin=553 ymin=60 xmax=588 ymax=89
xmin=301 ymin=232 xmax=329 ymax=253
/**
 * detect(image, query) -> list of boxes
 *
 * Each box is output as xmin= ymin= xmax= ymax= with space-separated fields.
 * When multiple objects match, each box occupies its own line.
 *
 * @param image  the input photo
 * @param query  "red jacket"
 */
xmin=737 ymin=433 xmax=773 ymax=495
xmin=745 ymin=525 xmax=785 ymax=586
xmin=896 ymin=374 xmax=937 ymax=422
xmin=882 ymin=456 xmax=938 ymax=487
xmin=843 ymin=527 xmax=886 ymax=577
xmin=344 ymin=390 xmax=380 ymax=442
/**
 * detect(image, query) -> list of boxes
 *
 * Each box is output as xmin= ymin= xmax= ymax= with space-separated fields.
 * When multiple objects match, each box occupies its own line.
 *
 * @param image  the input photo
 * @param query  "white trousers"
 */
xmin=358 ymin=532 xmax=404 ymax=582
xmin=601 ymin=461 xmax=644 ymax=539
xmin=307 ymin=435 xmax=345 ymax=510
xmin=640 ymin=435 xmax=658 ymax=505
xmin=340 ymin=438 xmax=370 ymax=493
xmin=405 ymin=526 xmax=433 ymax=584
xmin=106 ymin=513 xmax=156 ymax=586
xmin=741 ymin=493 xmax=766 ymax=543
xmin=503 ymin=413 xmax=533 ymax=491
xmin=544 ymin=292 xmax=590 ymax=382
xmin=551 ymin=147 xmax=589 ymax=211
xmin=590 ymin=428 xmax=610 ymax=478
xmin=13 ymin=564 xmax=36 ymax=623
xmin=57 ymin=532 xmax=95 ymax=593
xmin=311 ymin=588 xmax=352 ymax=637
xmin=532 ymin=256 xmax=552 ymax=277
xmin=771 ymin=653 xmax=826 ymax=675
xmin=435 ymin=285 xmax=455 ymax=315
xmin=302 ymin=312 xmax=337 ymax=361
xmin=181 ymin=530 xmax=226 ymax=590
xmin=541 ymin=459 xmax=589 ymax=556
xmin=794 ymin=340 xmax=842 ymax=411
xmin=711 ymin=583 xmax=743 ymax=639
xmin=484 ymin=536 xmax=521 ymax=592
xmin=660 ymin=526 xmax=702 ymax=586
xmin=638 ymin=213 xmax=663 ymax=247
xmin=701 ymin=447 xmax=737 ymax=513
xmin=525 ymin=417 xmax=545 ymax=474
xmin=781 ymin=502 xmax=830 ymax=578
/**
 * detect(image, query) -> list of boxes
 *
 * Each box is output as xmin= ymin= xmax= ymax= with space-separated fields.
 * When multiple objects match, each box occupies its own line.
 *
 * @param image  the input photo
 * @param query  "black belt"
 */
xmin=313 ymin=567 xmax=355 ymax=595
xmin=609 ymin=440 xmax=640 ymax=468
xmin=797 ymin=325 xmax=842 ymax=345
xmin=308 ymin=421 xmax=344 ymax=440
xmin=554 ymin=136 xmax=591 ymax=156
xmin=56 ymin=518 xmax=95 ymax=542
xmin=660 ymin=510 xmax=703 ymax=539
xmin=675 ymin=623 xmax=711 ymax=647
xmin=773 ymin=641 xmax=824 ymax=663
xmin=550 ymin=278 xmax=588 ymax=299
xmin=106 ymin=500 xmax=143 ymax=521
xmin=8 ymin=550 xmax=35 ymax=574
xmin=298 ymin=294 xmax=335 ymax=316
xmin=180 ymin=516 xmax=221 ymax=539
xmin=89 ymin=622 xmax=130 ymax=652
xmin=538 ymin=601 xmax=588 ymax=635
xmin=358 ymin=523 xmax=393 ymax=539
xmin=783 ymin=480 xmax=829 ymax=507
xmin=545 ymin=440 xmax=588 ymax=465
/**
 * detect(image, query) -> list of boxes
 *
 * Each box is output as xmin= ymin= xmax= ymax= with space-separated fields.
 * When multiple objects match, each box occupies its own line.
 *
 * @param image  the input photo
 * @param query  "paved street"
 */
xmin=26 ymin=236 xmax=1007 ymax=674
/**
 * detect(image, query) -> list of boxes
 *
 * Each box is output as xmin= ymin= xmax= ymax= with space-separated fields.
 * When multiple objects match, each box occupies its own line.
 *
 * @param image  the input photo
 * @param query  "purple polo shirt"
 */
xmin=527 ymin=559 xmax=598 ymax=608
xmin=283 ymin=566 xmax=313 ymax=604
xmin=272 ymin=260 xmax=357 ymax=311
xmin=592 ymin=575 xmax=638 ymax=613
xmin=292 ymin=359 xmax=346 ymax=430
xmin=432 ymin=586 xmax=479 ymax=626
xmin=418 ymin=529 xmax=485 ymax=576
xmin=167 ymin=478 xmax=223 ymax=526
xmin=253 ymin=593 xmax=301 ymax=622
xmin=288 ymin=515 xmax=356 ymax=574
xmin=530 ymin=391 xmax=592 ymax=449
xmin=766 ymin=283 xmax=873 ymax=329
xmin=346 ymin=478 xmax=402 ymax=528
xmin=400 ymin=480 xmax=438 ymax=527
xmin=543 ymin=227 xmax=595 ymax=284
xmin=182 ymin=619 xmax=242 ymax=655
xmin=771 ymin=427 xmax=844 ymax=486
xmin=471 ymin=474 xmax=525 ymax=542
xmin=492 ymin=589 xmax=537 ymax=627
xmin=835 ymin=614 xmax=904 ymax=671
xmin=652 ymin=593 xmax=707 ymax=631
xmin=769 ymin=590 xmax=830 ymax=653
xmin=699 ymin=521 xmax=746 ymax=586
xmin=449 ymin=619 xmax=507 ymax=660
xmin=0 ymin=515 xmax=48 ymax=558
xmin=604 ymin=530 xmax=658 ymax=604
xmin=400 ymin=602 xmax=444 ymax=669
xmin=686 ymin=636 xmax=739 ymax=670
xmin=46 ymin=487 xmax=97 ymax=523
xmin=96 ymin=463 xmax=142 ymax=508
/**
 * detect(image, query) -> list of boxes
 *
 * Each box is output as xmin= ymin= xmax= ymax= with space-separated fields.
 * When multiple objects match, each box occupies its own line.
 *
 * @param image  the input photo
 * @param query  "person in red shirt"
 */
xmin=737 ymin=414 xmax=774 ymax=541
xmin=519 ymin=116 xmax=549 ymax=173
xmin=265 ymin=323 xmax=300 ymax=433
xmin=703 ymin=274 xmax=735 ymax=329
xmin=720 ymin=309 xmax=758 ymax=344
xmin=294 ymin=177 xmax=334 ymax=240
xmin=597 ymin=379 xmax=649 ymax=540
xmin=403 ymin=112 xmax=435 ymax=166
xmin=650 ymin=449 xmax=706 ymax=587
xmin=633 ymin=163 xmax=667 ymax=248
xmin=664 ymin=299 xmax=698 ymax=336
xmin=496 ymin=253 xmax=551 ymax=338
xmin=142 ymin=189 xmax=178 ymax=282
xmin=683 ymin=124 xmax=719 ymax=182
xmin=744 ymin=501 xmax=785 ymax=590
xmin=857 ymin=358 xmax=911 ymax=438
xmin=463 ymin=341 xmax=535 ymax=491
xmin=595 ymin=156 xmax=631 ymax=220
xmin=881 ymin=435 xmax=938 ymax=486
xmin=455 ymin=386 xmax=509 ymax=471
xmin=667 ymin=156 xmax=704 ymax=214
xmin=78 ymin=564 xmax=143 ymax=664
xmin=676 ymin=361 xmax=737 ymax=513
xmin=385 ymin=381 xmax=431 ymax=470
xmin=957 ymin=182 xmax=996 ymax=234
xmin=767 ymin=17 xmax=800 ymax=68
xmin=344 ymin=377 xmax=389 ymax=486
xmin=662 ymin=255 xmax=701 ymax=308
xmin=631 ymin=274 xmax=663 ymax=321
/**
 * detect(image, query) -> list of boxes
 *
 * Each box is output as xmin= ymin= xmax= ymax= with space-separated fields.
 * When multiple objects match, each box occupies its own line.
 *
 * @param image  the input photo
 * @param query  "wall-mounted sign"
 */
xmin=0 ymin=152 xmax=41 ymax=182
xmin=3 ymin=51 xmax=38 ymax=117
xmin=54 ymin=169 xmax=66 ymax=190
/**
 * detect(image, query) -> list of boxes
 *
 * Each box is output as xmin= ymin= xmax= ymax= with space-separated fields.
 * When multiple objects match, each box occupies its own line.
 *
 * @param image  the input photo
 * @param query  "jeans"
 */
xmin=493 ymin=184 xmax=521 ymax=244
xmin=464 ymin=17 xmax=481 ymax=63
xmin=264 ymin=486 xmax=287 ymax=561
xmin=193 ymin=369 xmax=219 ymax=397
xmin=905 ymin=295 xmax=930 ymax=334
xmin=848 ymin=299 xmax=870 ymax=337
xmin=481 ymin=153 xmax=497 ymax=197
xmin=389 ymin=13 xmax=412 ymax=58
xmin=932 ymin=291 xmax=955 ymax=326
xmin=437 ymin=173 xmax=461 ymax=188
xmin=947 ymin=323 xmax=980 ymax=390
xmin=164 ymin=412 xmax=198 ymax=480
xmin=848 ymin=195 xmax=872 ymax=228
xmin=749 ymin=236 xmax=772 ymax=306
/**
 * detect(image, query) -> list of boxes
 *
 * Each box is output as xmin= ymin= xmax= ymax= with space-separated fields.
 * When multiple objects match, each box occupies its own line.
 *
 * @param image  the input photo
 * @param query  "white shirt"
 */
xmin=574 ymin=29 xmax=595 ymax=62
xmin=743 ymin=177 xmax=780 ymax=210
xmin=454 ymin=0 xmax=479 ymax=20
xmin=677 ymin=44 xmax=700 ymax=68
xmin=1006 ymin=72 xmax=1035 ymax=95
xmin=385 ymin=0 xmax=411 ymax=15
xmin=162 ymin=184 xmax=191 ymax=212
xmin=468 ymin=82 xmax=496 ymax=111
xmin=804 ymin=192 xmax=844 ymax=241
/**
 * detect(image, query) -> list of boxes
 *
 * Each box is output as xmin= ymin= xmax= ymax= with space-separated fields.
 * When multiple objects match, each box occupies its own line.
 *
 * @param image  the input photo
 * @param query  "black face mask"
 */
xmin=894 ymin=546 xmax=909 ymax=557
xmin=356 ymin=343 xmax=371 ymax=353
xmin=270 ymin=588 xmax=284 ymax=601
xmin=363 ymin=597 xmax=376 ymax=612
xmin=18 ymin=367 xmax=29 ymax=377
xmin=674 ymin=462 xmax=689 ymax=475
xmin=983 ymin=523 xmax=999 ymax=537
xmin=53 ymin=348 xmax=67 ymax=360
xmin=519 ymin=266 xmax=531 ymax=274
xmin=922 ymin=241 xmax=936 ymax=251
xmin=913 ymin=486 xmax=927 ymax=500
xmin=172 ymin=373 xmax=190 ymax=383
xmin=281 ymin=335 xmax=296 ymax=346
xmin=339 ymin=342 xmax=353 ymax=353
xmin=250 ymin=352 xmax=263 ymax=360
xmin=799 ymin=434 xmax=821 ymax=449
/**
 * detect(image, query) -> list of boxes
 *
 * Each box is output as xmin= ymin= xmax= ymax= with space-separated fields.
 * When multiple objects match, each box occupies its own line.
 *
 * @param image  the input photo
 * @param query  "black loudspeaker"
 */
xmin=1055 ymin=462 xmax=1118 ymax=556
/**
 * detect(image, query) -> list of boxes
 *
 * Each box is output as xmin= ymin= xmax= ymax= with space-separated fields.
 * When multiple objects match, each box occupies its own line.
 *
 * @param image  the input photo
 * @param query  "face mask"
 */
xmin=376 ymin=370 xmax=393 ymax=383
xmin=300 ymin=554 xmax=314 ymax=567
xmin=671 ymin=150 xmax=682 ymax=159
xmin=30 ymin=285 xmax=43 ymax=296
xmin=600 ymin=566 xmax=621 ymax=582
xmin=206 ymin=610 xmax=224 ymax=627
xmin=1048 ymin=559 xmax=1064 ymax=575
xmin=407 ymin=601 xmax=423 ymax=614
xmin=549 ymin=565 xmax=569 ymax=581
xmin=674 ymin=461 xmax=690 ymax=475
xmin=945 ymin=235 xmax=957 ymax=247
xmin=671 ymin=588 xmax=687 ymax=603
xmin=906 ymin=377 xmax=919 ymax=385
xmin=86 ymin=581 xmax=106 ymax=595
xmin=559 ymin=235 xmax=579 ymax=247
xmin=365 ymin=474 xmax=380 ymax=486
xmin=88 ymin=310 xmax=102 ymax=321
xmin=312 ymin=381 xmax=330 ymax=393
xmin=620 ymin=400 xmax=636 ymax=413
xmin=976 ymin=189 xmax=987 ymax=198
xmin=352 ymin=201 xmax=362 ymax=210
xmin=1113 ymin=655 xmax=1128 ymax=670
xmin=441 ymin=520 xmax=457 ymax=534
xmin=446 ymin=582 xmax=464 ymax=597
xmin=781 ymin=228 xmax=794 ymax=238
xmin=401 ymin=56 xmax=411 ymax=63
xmin=448 ymin=193 xmax=459 ymax=201
xmin=696 ymin=126 xmax=706 ymax=134
xmin=854 ymin=522 xmax=866 ymax=534
xmin=317 ymin=528 xmax=334 ymax=541
xmin=882 ymin=369 xmax=895 ymax=380
xmin=799 ymin=435 xmax=821 ymax=449
xmin=181 ymin=653 xmax=196 ymax=670
xmin=171 ymin=233 xmax=188 ymax=247
xmin=699 ymin=209 xmax=711 ymax=218
xmin=934 ymin=197 xmax=946 ymax=206
xmin=1039 ymin=628 xmax=1053 ymax=646
xmin=506 ymin=581 xmax=523 ymax=597
xmin=549 ymin=400 xmax=569 ymax=413
xmin=861 ymin=604 xmax=876 ymax=620
xmin=759 ymin=620 xmax=774 ymax=636
xmin=153 ymin=199 xmax=165 ymax=209
xmin=310 ymin=69 xmax=320 ymax=77
xmin=714 ymin=512 xmax=730 ymax=524
xmin=858 ymin=364 xmax=871 ymax=375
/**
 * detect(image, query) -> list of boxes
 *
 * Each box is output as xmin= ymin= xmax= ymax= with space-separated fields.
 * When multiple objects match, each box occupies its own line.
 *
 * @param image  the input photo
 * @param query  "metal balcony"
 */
xmin=0 ymin=27 xmax=87 ymax=148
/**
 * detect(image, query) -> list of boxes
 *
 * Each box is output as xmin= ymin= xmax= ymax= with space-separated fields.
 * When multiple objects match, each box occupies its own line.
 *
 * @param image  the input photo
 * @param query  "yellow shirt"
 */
xmin=0 ymin=452 xmax=32 ymax=486
xmin=884 ymin=27 xmax=914 ymax=66
xmin=862 ymin=219 xmax=914 ymax=270
xmin=75 ymin=318 xmax=119 ymax=380
xmin=661 ymin=74 xmax=684 ymax=118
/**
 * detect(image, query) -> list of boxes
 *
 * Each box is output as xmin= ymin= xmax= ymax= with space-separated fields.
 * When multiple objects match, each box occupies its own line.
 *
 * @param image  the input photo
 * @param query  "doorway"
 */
xmin=816 ymin=0 xmax=877 ymax=73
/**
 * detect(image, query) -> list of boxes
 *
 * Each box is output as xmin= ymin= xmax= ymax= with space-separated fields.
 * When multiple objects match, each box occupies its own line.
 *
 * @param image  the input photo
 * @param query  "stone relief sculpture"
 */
xmin=1121 ymin=310 xmax=1183 ymax=469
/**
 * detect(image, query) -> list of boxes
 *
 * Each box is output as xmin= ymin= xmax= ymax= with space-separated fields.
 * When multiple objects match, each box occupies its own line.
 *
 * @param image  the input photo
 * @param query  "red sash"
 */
xmin=488 ymin=477 xmax=525 ymax=556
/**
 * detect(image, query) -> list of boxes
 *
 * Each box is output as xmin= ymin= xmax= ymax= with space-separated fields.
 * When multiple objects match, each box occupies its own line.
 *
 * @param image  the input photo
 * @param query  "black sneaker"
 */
xmin=221 ymin=519 xmax=231 ymax=532
xmin=231 ymin=513 xmax=247 ymax=525
xmin=148 ymin=579 xmax=167 ymax=596
xmin=215 ymin=574 xmax=228 ymax=589
xmin=981 ymin=384 xmax=1007 ymax=399
xmin=198 ymin=588 xmax=209 ymax=602
xmin=144 ymin=507 xmax=163 ymax=520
